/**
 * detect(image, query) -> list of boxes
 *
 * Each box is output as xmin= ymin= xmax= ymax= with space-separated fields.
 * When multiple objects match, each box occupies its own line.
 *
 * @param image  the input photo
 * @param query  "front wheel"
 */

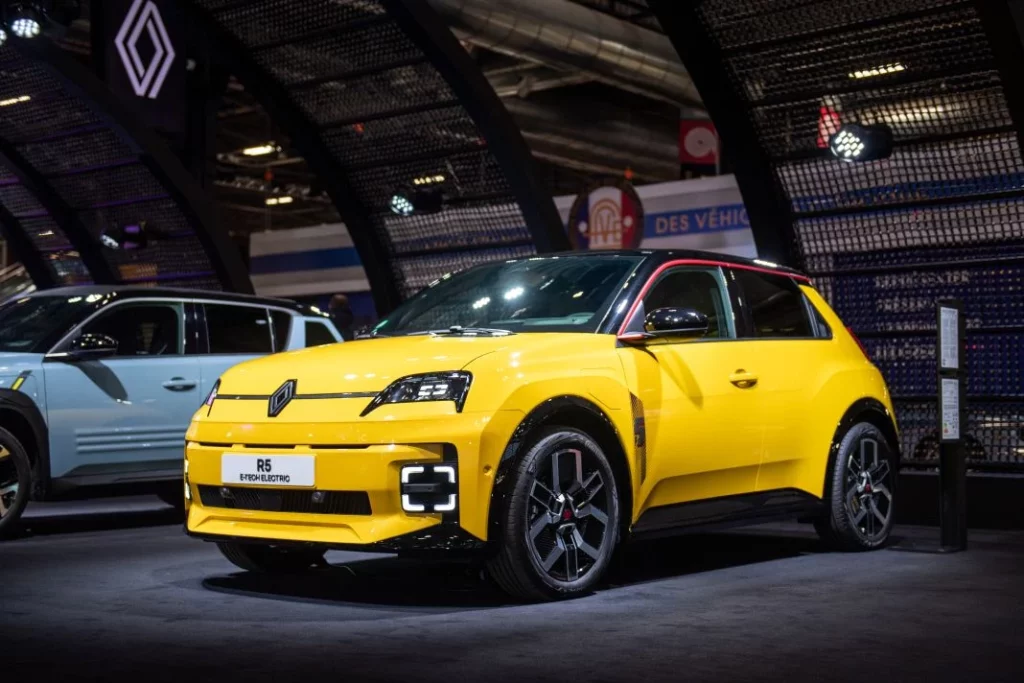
xmin=0 ymin=426 xmax=32 ymax=539
xmin=815 ymin=422 xmax=897 ymax=550
xmin=486 ymin=427 xmax=620 ymax=601
xmin=216 ymin=541 xmax=325 ymax=573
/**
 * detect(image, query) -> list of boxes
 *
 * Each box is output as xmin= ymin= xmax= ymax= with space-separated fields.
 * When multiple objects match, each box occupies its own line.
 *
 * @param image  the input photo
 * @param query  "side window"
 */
xmin=641 ymin=267 xmax=733 ymax=339
xmin=732 ymin=269 xmax=813 ymax=338
xmin=807 ymin=299 xmax=832 ymax=339
xmin=81 ymin=302 xmax=183 ymax=356
xmin=205 ymin=304 xmax=273 ymax=354
xmin=304 ymin=320 xmax=337 ymax=348
xmin=270 ymin=309 xmax=292 ymax=351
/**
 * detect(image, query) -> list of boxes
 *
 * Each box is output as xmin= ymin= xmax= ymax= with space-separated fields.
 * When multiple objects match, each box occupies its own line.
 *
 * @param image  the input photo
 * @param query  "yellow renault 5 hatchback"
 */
xmin=185 ymin=250 xmax=899 ymax=601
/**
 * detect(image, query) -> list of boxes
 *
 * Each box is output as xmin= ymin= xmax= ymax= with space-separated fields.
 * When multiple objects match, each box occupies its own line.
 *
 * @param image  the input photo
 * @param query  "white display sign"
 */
xmin=221 ymin=454 xmax=315 ymax=487
xmin=941 ymin=378 xmax=960 ymax=441
xmin=939 ymin=306 xmax=959 ymax=370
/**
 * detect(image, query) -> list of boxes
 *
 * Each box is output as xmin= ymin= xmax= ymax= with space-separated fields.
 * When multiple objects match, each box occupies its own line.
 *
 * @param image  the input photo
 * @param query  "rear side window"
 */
xmin=270 ymin=309 xmax=292 ymax=351
xmin=304 ymin=320 xmax=337 ymax=347
xmin=205 ymin=304 xmax=273 ymax=354
xmin=732 ymin=269 xmax=812 ymax=338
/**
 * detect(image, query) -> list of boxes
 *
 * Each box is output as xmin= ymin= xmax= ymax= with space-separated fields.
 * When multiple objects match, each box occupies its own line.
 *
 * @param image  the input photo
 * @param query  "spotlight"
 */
xmin=388 ymin=186 xmax=444 ymax=216
xmin=9 ymin=5 xmax=42 ymax=39
xmin=0 ymin=28 xmax=6 ymax=46
xmin=828 ymin=123 xmax=893 ymax=163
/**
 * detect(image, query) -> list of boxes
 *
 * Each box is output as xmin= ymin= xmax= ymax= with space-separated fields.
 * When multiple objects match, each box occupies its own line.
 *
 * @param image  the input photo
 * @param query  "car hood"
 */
xmin=219 ymin=335 xmax=518 ymax=395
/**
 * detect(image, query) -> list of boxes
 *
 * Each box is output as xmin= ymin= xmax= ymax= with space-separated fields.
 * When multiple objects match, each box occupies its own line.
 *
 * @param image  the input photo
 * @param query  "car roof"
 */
xmin=24 ymin=285 xmax=324 ymax=316
xmin=500 ymin=249 xmax=808 ymax=278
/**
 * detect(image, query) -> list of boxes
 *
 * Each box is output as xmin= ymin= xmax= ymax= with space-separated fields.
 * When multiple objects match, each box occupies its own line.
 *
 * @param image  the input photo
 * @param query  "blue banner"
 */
xmin=645 ymin=203 xmax=749 ymax=238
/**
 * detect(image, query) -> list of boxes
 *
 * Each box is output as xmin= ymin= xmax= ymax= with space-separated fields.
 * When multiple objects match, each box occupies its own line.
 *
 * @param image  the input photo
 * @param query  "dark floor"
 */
xmin=4 ymin=497 xmax=1024 ymax=683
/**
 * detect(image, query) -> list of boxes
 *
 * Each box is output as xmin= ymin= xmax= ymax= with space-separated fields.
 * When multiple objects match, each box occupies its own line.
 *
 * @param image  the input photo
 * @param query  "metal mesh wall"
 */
xmin=0 ymin=47 xmax=224 ymax=289
xmin=690 ymin=0 xmax=1024 ymax=470
xmin=194 ymin=0 xmax=543 ymax=301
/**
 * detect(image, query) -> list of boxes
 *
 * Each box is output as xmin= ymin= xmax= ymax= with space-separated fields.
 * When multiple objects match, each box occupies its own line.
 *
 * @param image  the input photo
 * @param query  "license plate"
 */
xmin=221 ymin=454 xmax=315 ymax=487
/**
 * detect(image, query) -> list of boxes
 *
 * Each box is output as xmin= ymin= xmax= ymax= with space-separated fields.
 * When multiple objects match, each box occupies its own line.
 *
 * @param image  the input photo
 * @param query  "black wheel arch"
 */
xmin=489 ymin=396 xmax=633 ymax=543
xmin=0 ymin=389 xmax=50 ymax=500
xmin=822 ymin=398 xmax=901 ymax=501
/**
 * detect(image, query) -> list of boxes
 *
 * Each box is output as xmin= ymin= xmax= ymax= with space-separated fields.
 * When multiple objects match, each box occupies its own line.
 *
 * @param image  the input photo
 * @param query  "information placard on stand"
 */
xmin=891 ymin=299 xmax=967 ymax=554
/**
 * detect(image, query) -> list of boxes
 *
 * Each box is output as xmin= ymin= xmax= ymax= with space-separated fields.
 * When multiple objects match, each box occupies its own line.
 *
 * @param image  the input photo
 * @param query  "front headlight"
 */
xmin=361 ymin=372 xmax=472 ymax=416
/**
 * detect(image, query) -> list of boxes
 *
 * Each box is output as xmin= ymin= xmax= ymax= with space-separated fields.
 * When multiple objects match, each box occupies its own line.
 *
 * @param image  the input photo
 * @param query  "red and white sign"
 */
xmin=817 ymin=106 xmax=841 ymax=148
xmin=679 ymin=120 xmax=719 ymax=164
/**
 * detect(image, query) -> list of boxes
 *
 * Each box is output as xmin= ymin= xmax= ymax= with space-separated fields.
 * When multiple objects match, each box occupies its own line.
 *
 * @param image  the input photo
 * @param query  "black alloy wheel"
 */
xmin=816 ymin=422 xmax=897 ymax=550
xmin=0 ymin=426 xmax=32 ymax=538
xmin=487 ymin=427 xmax=619 ymax=601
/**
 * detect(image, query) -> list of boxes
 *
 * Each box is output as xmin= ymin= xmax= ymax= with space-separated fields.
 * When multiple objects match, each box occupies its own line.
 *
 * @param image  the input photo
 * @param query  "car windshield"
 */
xmin=0 ymin=294 xmax=104 ymax=353
xmin=373 ymin=255 xmax=643 ymax=336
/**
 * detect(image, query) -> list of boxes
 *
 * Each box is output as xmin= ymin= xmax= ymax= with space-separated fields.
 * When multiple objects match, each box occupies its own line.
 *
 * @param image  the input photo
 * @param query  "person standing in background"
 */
xmin=328 ymin=293 xmax=355 ymax=341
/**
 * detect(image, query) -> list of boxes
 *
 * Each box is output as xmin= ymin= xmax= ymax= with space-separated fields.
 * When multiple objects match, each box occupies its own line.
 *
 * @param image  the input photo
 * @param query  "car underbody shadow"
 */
xmin=200 ymin=527 xmax=824 ymax=609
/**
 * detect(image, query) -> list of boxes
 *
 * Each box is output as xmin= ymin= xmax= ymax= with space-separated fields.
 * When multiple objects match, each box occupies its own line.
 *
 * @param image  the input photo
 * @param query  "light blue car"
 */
xmin=0 ymin=286 xmax=342 ymax=535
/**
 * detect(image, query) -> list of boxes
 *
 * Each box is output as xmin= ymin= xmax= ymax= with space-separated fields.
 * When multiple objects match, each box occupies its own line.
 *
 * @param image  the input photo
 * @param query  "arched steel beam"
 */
xmin=13 ymin=39 xmax=254 ymax=294
xmin=182 ymin=3 xmax=405 ymax=313
xmin=0 ymin=137 xmax=117 ymax=284
xmin=647 ymin=0 xmax=799 ymax=267
xmin=383 ymin=0 xmax=569 ymax=253
xmin=0 ymin=204 xmax=57 ymax=288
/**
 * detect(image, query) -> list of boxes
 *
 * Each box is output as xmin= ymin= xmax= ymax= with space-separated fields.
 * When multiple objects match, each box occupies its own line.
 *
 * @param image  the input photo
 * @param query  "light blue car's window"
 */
xmin=81 ymin=302 xmax=184 ymax=356
xmin=0 ymin=295 xmax=102 ymax=353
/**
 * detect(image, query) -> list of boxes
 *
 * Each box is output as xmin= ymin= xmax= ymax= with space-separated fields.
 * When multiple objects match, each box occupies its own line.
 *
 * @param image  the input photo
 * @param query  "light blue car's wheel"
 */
xmin=0 ymin=426 xmax=32 ymax=538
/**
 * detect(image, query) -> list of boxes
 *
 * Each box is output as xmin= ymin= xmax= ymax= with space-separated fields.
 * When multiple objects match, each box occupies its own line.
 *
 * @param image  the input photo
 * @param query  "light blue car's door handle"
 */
xmin=162 ymin=377 xmax=198 ymax=391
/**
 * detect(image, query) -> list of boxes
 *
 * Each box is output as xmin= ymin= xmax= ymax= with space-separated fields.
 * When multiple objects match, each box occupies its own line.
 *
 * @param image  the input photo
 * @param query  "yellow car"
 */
xmin=185 ymin=250 xmax=898 ymax=601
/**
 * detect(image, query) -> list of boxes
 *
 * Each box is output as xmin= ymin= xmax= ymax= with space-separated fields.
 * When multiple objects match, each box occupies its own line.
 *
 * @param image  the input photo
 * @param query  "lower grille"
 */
xmin=197 ymin=485 xmax=372 ymax=516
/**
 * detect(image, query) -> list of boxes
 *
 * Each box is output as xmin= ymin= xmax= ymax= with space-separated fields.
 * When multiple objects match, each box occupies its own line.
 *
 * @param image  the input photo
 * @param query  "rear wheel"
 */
xmin=486 ymin=427 xmax=620 ymax=601
xmin=216 ymin=541 xmax=325 ymax=573
xmin=815 ymin=422 xmax=897 ymax=550
xmin=0 ymin=426 xmax=32 ymax=539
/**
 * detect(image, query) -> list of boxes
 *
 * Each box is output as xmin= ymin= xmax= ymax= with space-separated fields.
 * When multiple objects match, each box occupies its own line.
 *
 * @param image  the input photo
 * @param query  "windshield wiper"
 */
xmin=410 ymin=326 xmax=515 ymax=337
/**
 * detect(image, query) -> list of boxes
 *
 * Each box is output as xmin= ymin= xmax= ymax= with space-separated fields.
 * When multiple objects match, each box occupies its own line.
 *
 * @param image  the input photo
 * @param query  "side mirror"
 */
xmin=66 ymin=333 xmax=119 ymax=360
xmin=646 ymin=307 xmax=709 ymax=338
xmin=620 ymin=307 xmax=709 ymax=343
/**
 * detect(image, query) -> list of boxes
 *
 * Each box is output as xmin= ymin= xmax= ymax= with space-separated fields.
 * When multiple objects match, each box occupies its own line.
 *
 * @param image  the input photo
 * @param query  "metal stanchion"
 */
xmin=891 ymin=299 xmax=968 ymax=553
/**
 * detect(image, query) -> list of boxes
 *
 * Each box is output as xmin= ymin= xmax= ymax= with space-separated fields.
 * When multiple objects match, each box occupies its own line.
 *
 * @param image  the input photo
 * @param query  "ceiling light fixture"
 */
xmin=848 ymin=63 xmax=905 ymax=79
xmin=0 ymin=95 xmax=30 ymax=107
xmin=242 ymin=143 xmax=280 ymax=156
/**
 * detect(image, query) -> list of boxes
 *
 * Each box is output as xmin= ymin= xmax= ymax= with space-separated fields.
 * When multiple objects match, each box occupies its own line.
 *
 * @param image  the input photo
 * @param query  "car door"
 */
xmin=196 ymin=302 xmax=278 ymax=402
xmin=617 ymin=265 xmax=766 ymax=513
xmin=726 ymin=268 xmax=834 ymax=493
xmin=43 ymin=298 xmax=202 ymax=481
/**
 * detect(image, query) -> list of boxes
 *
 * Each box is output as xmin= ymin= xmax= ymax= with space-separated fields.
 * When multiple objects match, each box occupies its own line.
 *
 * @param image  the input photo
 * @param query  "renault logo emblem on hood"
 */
xmin=268 ymin=379 xmax=297 ymax=417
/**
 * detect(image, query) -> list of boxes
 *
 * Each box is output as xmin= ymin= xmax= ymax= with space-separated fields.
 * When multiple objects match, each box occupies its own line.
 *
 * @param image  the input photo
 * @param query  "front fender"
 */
xmin=0 ymin=388 xmax=51 ymax=499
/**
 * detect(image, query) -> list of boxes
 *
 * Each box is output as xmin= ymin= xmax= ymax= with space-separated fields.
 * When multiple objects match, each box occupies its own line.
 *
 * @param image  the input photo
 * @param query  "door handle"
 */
xmin=162 ymin=377 xmax=198 ymax=391
xmin=729 ymin=370 xmax=758 ymax=388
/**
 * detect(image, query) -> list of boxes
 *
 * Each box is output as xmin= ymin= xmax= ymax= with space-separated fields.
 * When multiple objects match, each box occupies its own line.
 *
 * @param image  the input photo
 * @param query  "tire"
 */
xmin=486 ymin=426 xmax=620 ymax=602
xmin=216 ymin=541 xmax=326 ymax=574
xmin=0 ymin=426 xmax=32 ymax=539
xmin=815 ymin=422 xmax=897 ymax=551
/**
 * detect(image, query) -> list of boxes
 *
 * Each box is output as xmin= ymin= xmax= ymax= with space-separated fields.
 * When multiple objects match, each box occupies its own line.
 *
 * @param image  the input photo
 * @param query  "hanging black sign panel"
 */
xmin=103 ymin=0 xmax=185 ymax=133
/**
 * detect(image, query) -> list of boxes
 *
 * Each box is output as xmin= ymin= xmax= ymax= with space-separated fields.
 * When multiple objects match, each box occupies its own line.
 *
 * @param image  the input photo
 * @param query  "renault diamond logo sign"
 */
xmin=268 ymin=380 xmax=297 ymax=418
xmin=114 ymin=0 xmax=176 ymax=99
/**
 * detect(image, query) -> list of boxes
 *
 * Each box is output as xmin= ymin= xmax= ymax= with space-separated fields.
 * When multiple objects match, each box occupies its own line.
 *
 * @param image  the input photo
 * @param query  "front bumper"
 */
xmin=184 ymin=409 xmax=522 ymax=548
